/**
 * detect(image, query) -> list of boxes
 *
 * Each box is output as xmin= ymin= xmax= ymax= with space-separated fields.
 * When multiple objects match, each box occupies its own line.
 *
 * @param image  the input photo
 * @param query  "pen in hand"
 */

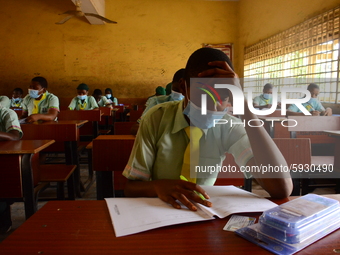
xmin=180 ymin=175 xmax=207 ymax=201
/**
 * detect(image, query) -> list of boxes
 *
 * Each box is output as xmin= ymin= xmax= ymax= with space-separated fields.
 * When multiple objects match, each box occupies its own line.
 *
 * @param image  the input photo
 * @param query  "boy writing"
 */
xmin=287 ymin=83 xmax=332 ymax=116
xmin=123 ymin=48 xmax=292 ymax=211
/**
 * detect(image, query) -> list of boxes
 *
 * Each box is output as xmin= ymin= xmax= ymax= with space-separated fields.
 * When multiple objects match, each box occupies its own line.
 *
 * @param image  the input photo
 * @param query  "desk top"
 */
xmin=95 ymin=135 xmax=136 ymax=140
xmin=324 ymin=130 xmax=340 ymax=137
xmin=21 ymin=120 xmax=87 ymax=142
xmin=0 ymin=140 xmax=55 ymax=154
xmin=1 ymin=199 xmax=340 ymax=254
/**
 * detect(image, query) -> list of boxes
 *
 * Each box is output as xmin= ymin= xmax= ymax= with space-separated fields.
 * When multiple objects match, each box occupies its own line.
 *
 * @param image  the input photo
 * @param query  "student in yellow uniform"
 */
xmin=123 ymin=48 xmax=292 ymax=211
xmin=287 ymin=83 xmax=333 ymax=116
xmin=20 ymin=77 xmax=59 ymax=123
xmin=0 ymin=106 xmax=23 ymax=233
xmin=253 ymin=83 xmax=274 ymax=109
xmin=92 ymin=89 xmax=111 ymax=107
xmin=68 ymin=83 xmax=99 ymax=110
xmin=10 ymin=88 xmax=24 ymax=108
xmin=105 ymin=88 xmax=118 ymax=106
xmin=0 ymin=95 xmax=11 ymax=109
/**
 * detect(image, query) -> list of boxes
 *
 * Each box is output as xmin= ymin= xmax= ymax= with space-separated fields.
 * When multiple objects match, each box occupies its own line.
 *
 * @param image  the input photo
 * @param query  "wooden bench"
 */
xmin=113 ymin=122 xmax=136 ymax=135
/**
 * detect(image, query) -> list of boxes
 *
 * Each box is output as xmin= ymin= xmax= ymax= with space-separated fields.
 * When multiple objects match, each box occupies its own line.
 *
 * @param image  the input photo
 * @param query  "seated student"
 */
xmin=287 ymin=83 xmax=332 ymax=116
xmin=130 ymin=69 xmax=186 ymax=135
xmin=105 ymin=88 xmax=118 ymax=106
xmin=92 ymin=89 xmax=111 ymax=107
xmin=10 ymin=88 xmax=24 ymax=108
xmin=0 ymin=106 xmax=23 ymax=233
xmin=123 ymin=48 xmax=293 ymax=211
xmin=0 ymin=95 xmax=11 ymax=109
xmin=253 ymin=83 xmax=275 ymax=109
xmin=68 ymin=83 xmax=99 ymax=110
xmin=20 ymin=77 xmax=59 ymax=123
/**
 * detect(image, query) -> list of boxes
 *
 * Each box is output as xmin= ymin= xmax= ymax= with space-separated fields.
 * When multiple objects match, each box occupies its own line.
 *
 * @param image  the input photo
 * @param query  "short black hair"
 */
xmin=13 ymin=88 xmax=23 ymax=94
xmin=105 ymin=88 xmax=113 ymax=94
xmin=93 ymin=89 xmax=102 ymax=96
xmin=172 ymin=68 xmax=185 ymax=83
xmin=263 ymin=83 xmax=273 ymax=91
xmin=307 ymin=83 xmax=319 ymax=91
xmin=32 ymin=76 xmax=48 ymax=88
xmin=185 ymin=48 xmax=234 ymax=85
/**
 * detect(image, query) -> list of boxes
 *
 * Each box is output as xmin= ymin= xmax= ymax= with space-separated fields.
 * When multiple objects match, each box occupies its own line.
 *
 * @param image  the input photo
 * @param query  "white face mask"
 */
xmin=28 ymin=89 xmax=40 ymax=99
xmin=106 ymin=94 xmax=112 ymax=99
xmin=170 ymin=90 xmax=184 ymax=101
xmin=12 ymin=97 xmax=20 ymax=102
xmin=263 ymin=93 xmax=272 ymax=100
xmin=183 ymin=101 xmax=227 ymax=129
xmin=77 ymin=95 xmax=87 ymax=100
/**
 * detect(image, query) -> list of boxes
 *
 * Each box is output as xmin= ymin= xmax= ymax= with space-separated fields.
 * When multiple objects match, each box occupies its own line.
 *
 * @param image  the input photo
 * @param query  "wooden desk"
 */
xmin=1 ymin=198 xmax=340 ymax=254
xmin=0 ymin=140 xmax=54 ymax=219
xmin=58 ymin=110 xmax=102 ymax=138
xmin=92 ymin=135 xmax=135 ymax=199
xmin=21 ymin=120 xmax=87 ymax=197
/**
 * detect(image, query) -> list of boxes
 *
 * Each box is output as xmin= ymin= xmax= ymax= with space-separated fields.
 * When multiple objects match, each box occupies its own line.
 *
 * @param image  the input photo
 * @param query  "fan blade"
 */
xmin=84 ymin=13 xmax=117 ymax=24
xmin=55 ymin=15 xmax=75 ymax=24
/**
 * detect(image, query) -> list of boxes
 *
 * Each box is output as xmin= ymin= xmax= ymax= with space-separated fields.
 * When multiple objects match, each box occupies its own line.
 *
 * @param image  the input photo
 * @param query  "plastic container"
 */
xmin=258 ymin=194 xmax=340 ymax=244
xmin=259 ymin=207 xmax=340 ymax=243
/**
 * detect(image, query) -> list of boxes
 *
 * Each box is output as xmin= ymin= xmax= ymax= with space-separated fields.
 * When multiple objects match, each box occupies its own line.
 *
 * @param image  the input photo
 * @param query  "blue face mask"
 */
xmin=263 ymin=93 xmax=272 ymax=100
xmin=183 ymin=101 xmax=227 ymax=129
xmin=106 ymin=94 xmax=112 ymax=99
xmin=170 ymin=90 xmax=184 ymax=101
xmin=12 ymin=97 xmax=20 ymax=102
xmin=28 ymin=89 xmax=40 ymax=99
xmin=77 ymin=95 xmax=87 ymax=100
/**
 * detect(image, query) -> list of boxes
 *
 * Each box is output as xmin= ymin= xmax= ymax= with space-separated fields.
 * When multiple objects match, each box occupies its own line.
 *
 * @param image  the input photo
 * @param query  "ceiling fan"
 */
xmin=56 ymin=0 xmax=117 ymax=25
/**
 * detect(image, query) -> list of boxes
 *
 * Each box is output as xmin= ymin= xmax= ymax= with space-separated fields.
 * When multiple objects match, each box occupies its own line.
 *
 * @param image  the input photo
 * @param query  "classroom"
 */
xmin=1 ymin=0 xmax=340 ymax=254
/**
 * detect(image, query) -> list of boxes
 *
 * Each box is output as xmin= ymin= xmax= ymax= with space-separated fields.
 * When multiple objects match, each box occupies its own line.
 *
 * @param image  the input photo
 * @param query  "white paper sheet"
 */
xmin=105 ymin=185 xmax=277 ymax=237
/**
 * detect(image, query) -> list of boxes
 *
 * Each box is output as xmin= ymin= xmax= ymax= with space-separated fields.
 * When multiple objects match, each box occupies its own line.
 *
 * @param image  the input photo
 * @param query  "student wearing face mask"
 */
xmin=123 ymin=48 xmax=292 ymax=211
xmin=104 ymin=88 xmax=118 ymax=106
xmin=287 ymin=83 xmax=332 ymax=116
xmin=20 ymin=77 xmax=59 ymax=123
xmin=10 ymin=88 xmax=24 ymax=108
xmin=253 ymin=83 xmax=274 ymax=109
xmin=130 ymin=69 xmax=186 ymax=135
xmin=68 ymin=83 xmax=99 ymax=110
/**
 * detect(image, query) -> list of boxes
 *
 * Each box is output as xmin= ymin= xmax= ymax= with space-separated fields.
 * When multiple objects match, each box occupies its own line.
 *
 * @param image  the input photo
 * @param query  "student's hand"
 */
xmin=324 ymin=108 xmax=333 ymax=116
xmin=198 ymin=61 xmax=242 ymax=90
xmin=25 ymin=114 xmax=40 ymax=123
xmin=152 ymin=180 xmax=212 ymax=211
xmin=266 ymin=104 xmax=272 ymax=108
xmin=311 ymin=110 xmax=320 ymax=116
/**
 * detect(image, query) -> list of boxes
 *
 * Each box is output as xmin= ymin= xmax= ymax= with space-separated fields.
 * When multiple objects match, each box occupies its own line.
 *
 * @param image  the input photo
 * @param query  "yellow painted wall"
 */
xmin=236 ymin=0 xmax=340 ymax=76
xmin=0 ymin=0 xmax=237 ymax=98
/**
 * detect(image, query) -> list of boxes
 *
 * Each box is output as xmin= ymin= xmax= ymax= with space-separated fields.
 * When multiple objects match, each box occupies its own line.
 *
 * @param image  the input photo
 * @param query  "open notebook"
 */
xmin=105 ymin=185 xmax=277 ymax=237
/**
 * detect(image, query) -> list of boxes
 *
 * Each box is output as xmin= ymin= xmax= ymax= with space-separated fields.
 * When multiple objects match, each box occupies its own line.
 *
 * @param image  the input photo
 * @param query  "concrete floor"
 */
xmin=0 ymin=163 xmax=336 ymax=243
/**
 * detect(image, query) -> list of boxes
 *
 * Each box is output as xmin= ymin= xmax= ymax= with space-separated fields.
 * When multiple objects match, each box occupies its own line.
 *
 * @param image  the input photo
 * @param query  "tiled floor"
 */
xmin=0 ymin=164 xmax=336 ymax=243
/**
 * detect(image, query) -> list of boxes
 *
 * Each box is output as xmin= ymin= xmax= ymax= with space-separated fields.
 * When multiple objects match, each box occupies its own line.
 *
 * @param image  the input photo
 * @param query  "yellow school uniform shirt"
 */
xmin=123 ymin=100 xmax=253 ymax=186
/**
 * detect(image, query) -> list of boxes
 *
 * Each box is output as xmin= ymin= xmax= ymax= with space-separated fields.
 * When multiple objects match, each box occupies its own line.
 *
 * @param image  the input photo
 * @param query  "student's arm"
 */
xmin=89 ymin=96 xmax=99 ymax=110
xmin=0 ymin=130 xmax=20 ymax=141
xmin=123 ymin=114 xmax=211 ymax=211
xmin=25 ymin=109 xmax=59 ymax=123
xmin=198 ymin=61 xmax=292 ymax=198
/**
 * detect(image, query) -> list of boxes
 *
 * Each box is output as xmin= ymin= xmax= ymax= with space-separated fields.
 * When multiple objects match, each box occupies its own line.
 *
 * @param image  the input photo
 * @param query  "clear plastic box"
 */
xmin=258 ymin=194 xmax=340 ymax=244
